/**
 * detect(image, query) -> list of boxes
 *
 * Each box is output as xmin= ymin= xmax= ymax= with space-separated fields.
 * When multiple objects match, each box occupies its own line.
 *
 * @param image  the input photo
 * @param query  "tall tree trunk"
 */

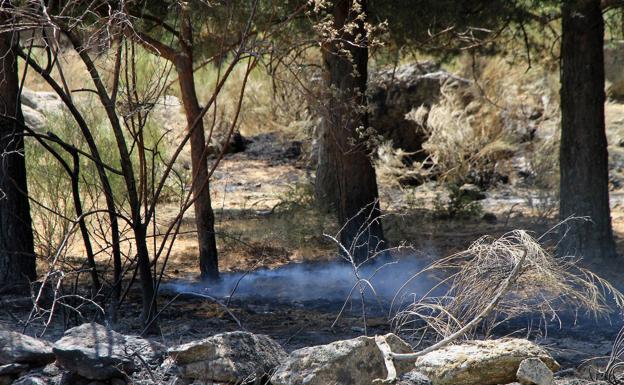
xmin=0 ymin=18 xmax=36 ymax=292
xmin=559 ymin=0 xmax=616 ymax=259
xmin=315 ymin=0 xmax=384 ymax=263
xmin=176 ymin=9 xmax=219 ymax=280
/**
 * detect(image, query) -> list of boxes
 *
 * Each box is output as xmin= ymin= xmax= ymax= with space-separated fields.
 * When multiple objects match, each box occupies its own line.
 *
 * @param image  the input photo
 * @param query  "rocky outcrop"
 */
xmin=368 ymin=62 xmax=470 ymax=154
xmin=53 ymin=323 xmax=165 ymax=381
xmin=0 ymin=330 xmax=54 ymax=366
xmin=168 ymin=331 xmax=286 ymax=383
xmin=271 ymin=333 xmax=413 ymax=385
xmin=413 ymin=338 xmax=559 ymax=385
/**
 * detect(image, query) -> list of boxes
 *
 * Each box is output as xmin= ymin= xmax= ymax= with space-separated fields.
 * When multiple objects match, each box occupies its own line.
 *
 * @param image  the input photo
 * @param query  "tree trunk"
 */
xmin=175 ymin=38 xmax=219 ymax=281
xmin=315 ymin=0 xmax=385 ymax=263
xmin=559 ymin=0 xmax=616 ymax=259
xmin=0 ymin=20 xmax=37 ymax=292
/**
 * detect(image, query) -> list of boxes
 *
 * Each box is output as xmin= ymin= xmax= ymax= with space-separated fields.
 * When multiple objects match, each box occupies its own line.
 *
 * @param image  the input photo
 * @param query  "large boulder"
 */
xmin=271 ymin=333 xmax=413 ymax=385
xmin=168 ymin=331 xmax=286 ymax=383
xmin=53 ymin=323 xmax=165 ymax=380
xmin=413 ymin=338 xmax=559 ymax=385
xmin=368 ymin=62 xmax=470 ymax=154
xmin=0 ymin=330 xmax=54 ymax=365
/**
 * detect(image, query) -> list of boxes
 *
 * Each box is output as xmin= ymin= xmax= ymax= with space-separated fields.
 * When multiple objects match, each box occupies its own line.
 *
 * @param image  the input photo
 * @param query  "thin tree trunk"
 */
xmin=315 ymin=0 xmax=384 ymax=263
xmin=68 ymin=33 xmax=159 ymax=330
xmin=0 ymin=17 xmax=37 ymax=292
xmin=559 ymin=0 xmax=616 ymax=259
xmin=176 ymin=10 xmax=219 ymax=280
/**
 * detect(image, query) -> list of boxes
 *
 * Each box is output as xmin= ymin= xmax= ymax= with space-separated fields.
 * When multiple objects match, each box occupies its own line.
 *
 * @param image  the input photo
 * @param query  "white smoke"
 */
xmin=161 ymin=253 xmax=439 ymax=312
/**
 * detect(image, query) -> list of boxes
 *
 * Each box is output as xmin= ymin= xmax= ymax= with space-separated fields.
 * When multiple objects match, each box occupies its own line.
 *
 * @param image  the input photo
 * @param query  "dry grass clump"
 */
xmin=392 ymin=229 xmax=624 ymax=345
xmin=380 ymin=55 xmax=560 ymax=189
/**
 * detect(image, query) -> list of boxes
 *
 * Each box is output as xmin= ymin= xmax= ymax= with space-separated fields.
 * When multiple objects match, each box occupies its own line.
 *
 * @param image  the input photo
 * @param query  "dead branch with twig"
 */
xmin=374 ymin=227 xmax=624 ymax=383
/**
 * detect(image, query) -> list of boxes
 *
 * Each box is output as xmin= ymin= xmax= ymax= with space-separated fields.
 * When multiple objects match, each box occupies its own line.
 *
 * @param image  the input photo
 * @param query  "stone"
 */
xmin=168 ymin=331 xmax=286 ymax=383
xmin=53 ymin=323 xmax=165 ymax=380
xmin=413 ymin=338 xmax=559 ymax=385
xmin=271 ymin=333 xmax=413 ymax=385
xmin=22 ymin=105 xmax=47 ymax=129
xmin=517 ymin=357 xmax=554 ymax=385
xmin=368 ymin=62 xmax=471 ymax=154
xmin=604 ymin=41 xmax=624 ymax=99
xmin=0 ymin=375 xmax=11 ymax=385
xmin=20 ymin=89 xmax=63 ymax=113
xmin=0 ymin=330 xmax=55 ymax=365
xmin=0 ymin=363 xmax=28 ymax=375
xmin=396 ymin=370 xmax=433 ymax=385
xmin=14 ymin=363 xmax=65 ymax=384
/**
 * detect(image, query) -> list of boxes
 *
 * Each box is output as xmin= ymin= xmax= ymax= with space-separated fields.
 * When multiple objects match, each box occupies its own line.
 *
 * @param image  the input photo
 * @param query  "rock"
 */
xmin=271 ymin=333 xmax=413 ymax=385
xmin=413 ymin=338 xmax=559 ymax=385
xmin=0 ymin=363 xmax=28 ymax=375
xmin=0 ymin=376 xmax=11 ymax=385
xmin=517 ymin=357 xmax=554 ymax=385
xmin=22 ymin=105 xmax=47 ymax=129
xmin=15 ymin=363 xmax=65 ymax=384
xmin=604 ymin=41 xmax=624 ymax=99
xmin=20 ymin=89 xmax=63 ymax=113
xmin=396 ymin=370 xmax=433 ymax=385
xmin=368 ymin=62 xmax=470 ymax=154
xmin=53 ymin=323 xmax=165 ymax=380
xmin=168 ymin=331 xmax=286 ymax=383
xmin=0 ymin=330 xmax=55 ymax=365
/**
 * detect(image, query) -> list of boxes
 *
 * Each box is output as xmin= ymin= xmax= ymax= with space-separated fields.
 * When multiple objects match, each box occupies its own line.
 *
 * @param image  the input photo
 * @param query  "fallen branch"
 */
xmin=374 ymin=248 xmax=528 ymax=383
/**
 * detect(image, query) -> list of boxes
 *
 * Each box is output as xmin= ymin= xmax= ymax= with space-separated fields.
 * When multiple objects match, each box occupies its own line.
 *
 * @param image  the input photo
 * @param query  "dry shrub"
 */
xmin=392 ymin=229 xmax=624 ymax=345
xmin=393 ymin=55 xmax=560 ymax=189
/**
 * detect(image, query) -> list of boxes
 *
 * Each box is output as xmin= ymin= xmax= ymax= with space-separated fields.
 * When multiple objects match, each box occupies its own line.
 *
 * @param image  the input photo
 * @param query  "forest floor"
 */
xmin=4 ymin=94 xmax=624 ymax=377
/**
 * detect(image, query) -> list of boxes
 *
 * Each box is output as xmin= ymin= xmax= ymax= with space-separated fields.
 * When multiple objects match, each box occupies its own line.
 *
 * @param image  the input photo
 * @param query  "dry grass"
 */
xmin=392 ymin=228 xmax=624 ymax=346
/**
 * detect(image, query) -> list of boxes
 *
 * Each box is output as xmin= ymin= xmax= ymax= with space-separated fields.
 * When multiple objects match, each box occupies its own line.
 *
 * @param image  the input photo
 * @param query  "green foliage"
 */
xmin=433 ymin=184 xmax=483 ymax=219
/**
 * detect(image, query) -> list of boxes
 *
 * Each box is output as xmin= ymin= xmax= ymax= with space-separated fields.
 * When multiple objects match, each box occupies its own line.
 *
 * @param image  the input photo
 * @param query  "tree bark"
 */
xmin=176 ymin=9 xmax=219 ymax=280
xmin=315 ymin=0 xmax=385 ymax=263
xmin=559 ymin=0 xmax=616 ymax=259
xmin=0 ymin=18 xmax=36 ymax=292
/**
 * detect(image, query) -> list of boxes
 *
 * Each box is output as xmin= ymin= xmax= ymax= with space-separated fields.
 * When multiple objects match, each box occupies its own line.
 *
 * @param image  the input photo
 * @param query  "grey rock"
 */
xmin=168 ymin=331 xmax=286 ymax=383
xmin=21 ymin=89 xmax=63 ymax=113
xmin=0 ymin=330 xmax=55 ymax=365
xmin=368 ymin=62 xmax=470 ymax=154
xmin=605 ymin=41 xmax=624 ymax=99
xmin=13 ymin=363 xmax=64 ymax=384
xmin=53 ymin=323 xmax=165 ymax=380
xmin=22 ymin=105 xmax=47 ymax=129
xmin=397 ymin=370 xmax=433 ymax=385
xmin=414 ymin=338 xmax=559 ymax=385
xmin=0 ymin=363 xmax=28 ymax=375
xmin=517 ymin=357 xmax=554 ymax=385
xmin=271 ymin=333 xmax=413 ymax=385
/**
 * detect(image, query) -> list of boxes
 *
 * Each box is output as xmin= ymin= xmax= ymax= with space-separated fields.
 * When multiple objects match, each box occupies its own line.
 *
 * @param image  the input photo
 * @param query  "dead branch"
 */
xmin=374 ymin=248 xmax=528 ymax=383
